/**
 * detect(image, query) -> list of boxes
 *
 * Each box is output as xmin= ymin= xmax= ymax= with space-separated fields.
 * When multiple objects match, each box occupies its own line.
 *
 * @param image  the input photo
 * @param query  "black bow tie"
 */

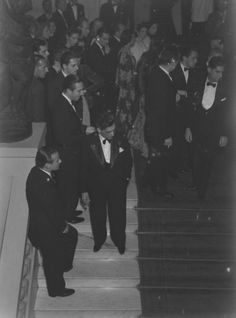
xmin=207 ymin=82 xmax=216 ymax=88
xmin=184 ymin=67 xmax=190 ymax=72
xmin=102 ymin=138 xmax=111 ymax=145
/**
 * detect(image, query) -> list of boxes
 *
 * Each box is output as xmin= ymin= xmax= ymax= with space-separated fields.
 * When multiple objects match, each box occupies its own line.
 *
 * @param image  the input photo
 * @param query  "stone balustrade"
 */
xmin=0 ymin=123 xmax=46 ymax=318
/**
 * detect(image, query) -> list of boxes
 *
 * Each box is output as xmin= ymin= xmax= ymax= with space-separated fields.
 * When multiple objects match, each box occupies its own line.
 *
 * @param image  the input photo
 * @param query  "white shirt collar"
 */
xmin=61 ymin=70 xmax=67 ymax=77
xmin=180 ymin=63 xmax=188 ymax=72
xmin=95 ymin=40 xmax=105 ymax=54
xmin=62 ymin=92 xmax=77 ymax=112
xmin=39 ymin=168 xmax=51 ymax=178
xmin=159 ymin=65 xmax=172 ymax=80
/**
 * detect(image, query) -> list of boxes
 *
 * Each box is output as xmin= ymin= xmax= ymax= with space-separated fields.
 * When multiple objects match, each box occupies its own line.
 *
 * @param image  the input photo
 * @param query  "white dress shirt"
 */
xmin=202 ymin=80 xmax=217 ymax=110
xmin=99 ymin=135 xmax=111 ymax=163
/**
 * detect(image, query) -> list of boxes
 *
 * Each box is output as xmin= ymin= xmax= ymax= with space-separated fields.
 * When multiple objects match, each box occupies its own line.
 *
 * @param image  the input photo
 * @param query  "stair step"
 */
xmin=76 ymin=232 xmax=138 ymax=251
xmin=73 ymin=208 xmax=138 ymax=233
xmin=35 ymin=309 xmax=141 ymax=318
xmin=38 ymin=277 xmax=139 ymax=288
xmin=35 ymin=287 xmax=141 ymax=311
xmin=38 ymin=259 xmax=140 ymax=288
xmin=74 ymin=249 xmax=138 ymax=259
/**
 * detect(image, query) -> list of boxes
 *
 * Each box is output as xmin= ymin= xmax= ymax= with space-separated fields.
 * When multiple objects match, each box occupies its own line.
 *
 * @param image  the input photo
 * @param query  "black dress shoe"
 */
xmin=67 ymin=216 xmax=84 ymax=224
xmin=117 ymin=246 xmax=125 ymax=255
xmin=74 ymin=209 xmax=83 ymax=216
xmin=49 ymin=288 xmax=75 ymax=297
xmin=93 ymin=244 xmax=102 ymax=252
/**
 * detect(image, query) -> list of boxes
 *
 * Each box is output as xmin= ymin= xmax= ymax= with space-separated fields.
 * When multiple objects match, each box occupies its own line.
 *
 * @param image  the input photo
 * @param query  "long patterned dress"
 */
xmin=116 ymin=43 xmax=137 ymax=137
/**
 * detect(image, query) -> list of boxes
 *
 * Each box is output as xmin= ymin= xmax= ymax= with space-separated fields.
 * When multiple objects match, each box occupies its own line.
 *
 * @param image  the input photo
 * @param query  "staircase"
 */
xmin=34 ymin=172 xmax=142 ymax=318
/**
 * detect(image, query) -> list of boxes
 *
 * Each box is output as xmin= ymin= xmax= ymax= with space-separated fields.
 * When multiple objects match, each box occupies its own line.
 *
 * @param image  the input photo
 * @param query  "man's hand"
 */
xmin=164 ymin=137 xmax=173 ymax=148
xmin=85 ymin=126 xmax=96 ymax=135
xmin=178 ymin=90 xmax=187 ymax=97
xmin=81 ymin=192 xmax=90 ymax=210
xmin=185 ymin=128 xmax=192 ymax=143
xmin=219 ymin=136 xmax=228 ymax=147
xmin=176 ymin=90 xmax=187 ymax=103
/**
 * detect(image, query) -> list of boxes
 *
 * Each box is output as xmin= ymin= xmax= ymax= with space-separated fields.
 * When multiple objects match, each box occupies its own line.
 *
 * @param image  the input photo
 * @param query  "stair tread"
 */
xmin=35 ymin=287 xmax=141 ymax=311
xmin=35 ymin=310 xmax=141 ymax=318
xmin=76 ymin=232 xmax=138 ymax=250
xmin=38 ymin=259 xmax=139 ymax=279
xmin=38 ymin=277 xmax=139 ymax=288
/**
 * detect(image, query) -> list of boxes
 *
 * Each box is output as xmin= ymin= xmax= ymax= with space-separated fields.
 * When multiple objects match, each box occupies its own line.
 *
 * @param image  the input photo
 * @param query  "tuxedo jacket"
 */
xmin=145 ymin=66 xmax=176 ymax=148
xmin=86 ymin=42 xmax=113 ymax=84
xmin=187 ymin=78 xmax=228 ymax=148
xmin=26 ymin=167 xmax=66 ymax=248
xmin=99 ymin=2 xmax=128 ymax=30
xmin=109 ymin=36 xmax=122 ymax=78
xmin=51 ymin=94 xmax=84 ymax=151
xmin=170 ymin=63 xmax=199 ymax=95
xmin=170 ymin=63 xmax=200 ymax=125
xmin=64 ymin=3 xmax=85 ymax=28
xmin=47 ymin=71 xmax=65 ymax=112
xmin=80 ymin=132 xmax=132 ymax=193
xmin=52 ymin=10 xmax=68 ymax=48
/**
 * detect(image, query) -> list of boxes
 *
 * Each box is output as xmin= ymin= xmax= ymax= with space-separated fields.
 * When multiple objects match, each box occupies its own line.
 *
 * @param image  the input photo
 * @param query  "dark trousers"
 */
xmin=145 ymin=147 xmax=170 ymax=192
xmin=57 ymin=151 xmax=81 ymax=220
xmin=89 ymin=180 xmax=127 ymax=249
xmin=191 ymin=142 xmax=216 ymax=197
xmin=39 ymin=225 xmax=78 ymax=296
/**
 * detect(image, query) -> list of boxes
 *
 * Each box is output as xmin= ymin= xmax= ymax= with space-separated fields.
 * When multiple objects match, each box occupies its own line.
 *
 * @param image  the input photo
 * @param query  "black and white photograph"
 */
xmin=0 ymin=0 xmax=235 ymax=317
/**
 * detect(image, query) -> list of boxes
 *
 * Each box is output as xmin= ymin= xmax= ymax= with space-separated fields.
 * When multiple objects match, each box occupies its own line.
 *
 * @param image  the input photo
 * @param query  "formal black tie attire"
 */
xmin=170 ymin=62 xmax=200 ymax=174
xmin=80 ymin=132 xmax=132 ymax=252
xmin=145 ymin=66 xmax=176 ymax=193
xmin=187 ymin=77 xmax=228 ymax=198
xmin=26 ymin=167 xmax=78 ymax=296
xmin=51 ymin=93 xmax=85 ymax=221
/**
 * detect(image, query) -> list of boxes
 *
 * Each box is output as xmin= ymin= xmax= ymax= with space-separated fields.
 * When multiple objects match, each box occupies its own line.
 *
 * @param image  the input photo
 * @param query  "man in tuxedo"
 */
xmin=46 ymin=50 xmax=80 ymax=144
xmin=81 ymin=112 xmax=132 ymax=254
xmin=53 ymin=0 xmax=68 ymax=48
xmin=51 ymin=75 xmax=95 ymax=223
xmin=185 ymin=56 xmax=228 ymax=199
xmin=144 ymin=45 xmax=179 ymax=198
xmin=64 ymin=0 xmax=85 ymax=29
xmin=86 ymin=27 xmax=116 ymax=115
xmin=100 ymin=0 xmax=129 ymax=31
xmin=109 ymin=21 xmax=126 ymax=80
xmin=170 ymin=45 xmax=199 ymax=175
xmin=26 ymin=146 xmax=78 ymax=297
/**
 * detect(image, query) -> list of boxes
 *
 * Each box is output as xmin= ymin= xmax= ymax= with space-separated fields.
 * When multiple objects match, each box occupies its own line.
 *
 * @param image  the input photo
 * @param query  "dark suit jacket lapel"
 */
xmin=110 ymin=140 xmax=119 ymax=168
xmin=62 ymin=95 xmax=81 ymax=121
xmin=89 ymin=134 xmax=106 ymax=166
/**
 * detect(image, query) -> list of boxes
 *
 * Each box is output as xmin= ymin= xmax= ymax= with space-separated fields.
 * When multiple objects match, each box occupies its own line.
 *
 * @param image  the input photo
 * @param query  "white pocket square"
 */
xmin=220 ymin=97 xmax=227 ymax=102
xmin=119 ymin=147 xmax=124 ymax=153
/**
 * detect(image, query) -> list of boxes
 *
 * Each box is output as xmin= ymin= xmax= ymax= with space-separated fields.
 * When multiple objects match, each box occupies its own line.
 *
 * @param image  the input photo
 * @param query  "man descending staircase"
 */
xmin=34 ymin=172 xmax=142 ymax=318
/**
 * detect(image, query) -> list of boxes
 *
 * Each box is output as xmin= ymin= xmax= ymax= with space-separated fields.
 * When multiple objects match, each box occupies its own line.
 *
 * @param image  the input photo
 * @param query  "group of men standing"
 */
xmin=26 ymin=78 xmax=132 ymax=297
xmin=145 ymin=45 xmax=229 ymax=200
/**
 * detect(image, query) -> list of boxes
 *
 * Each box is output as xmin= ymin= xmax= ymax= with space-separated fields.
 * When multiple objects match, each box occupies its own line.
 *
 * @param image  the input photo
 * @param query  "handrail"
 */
xmin=0 ymin=123 xmax=46 ymax=318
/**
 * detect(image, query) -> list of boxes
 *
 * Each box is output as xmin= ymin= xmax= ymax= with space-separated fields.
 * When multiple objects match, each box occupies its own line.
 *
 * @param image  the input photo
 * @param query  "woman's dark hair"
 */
xmin=35 ymin=146 xmax=58 ymax=167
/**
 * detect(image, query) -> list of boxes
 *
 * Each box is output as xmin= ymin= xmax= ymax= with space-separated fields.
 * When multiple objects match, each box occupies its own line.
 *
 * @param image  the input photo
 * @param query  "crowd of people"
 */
xmin=25 ymin=0 xmax=234 ymax=298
